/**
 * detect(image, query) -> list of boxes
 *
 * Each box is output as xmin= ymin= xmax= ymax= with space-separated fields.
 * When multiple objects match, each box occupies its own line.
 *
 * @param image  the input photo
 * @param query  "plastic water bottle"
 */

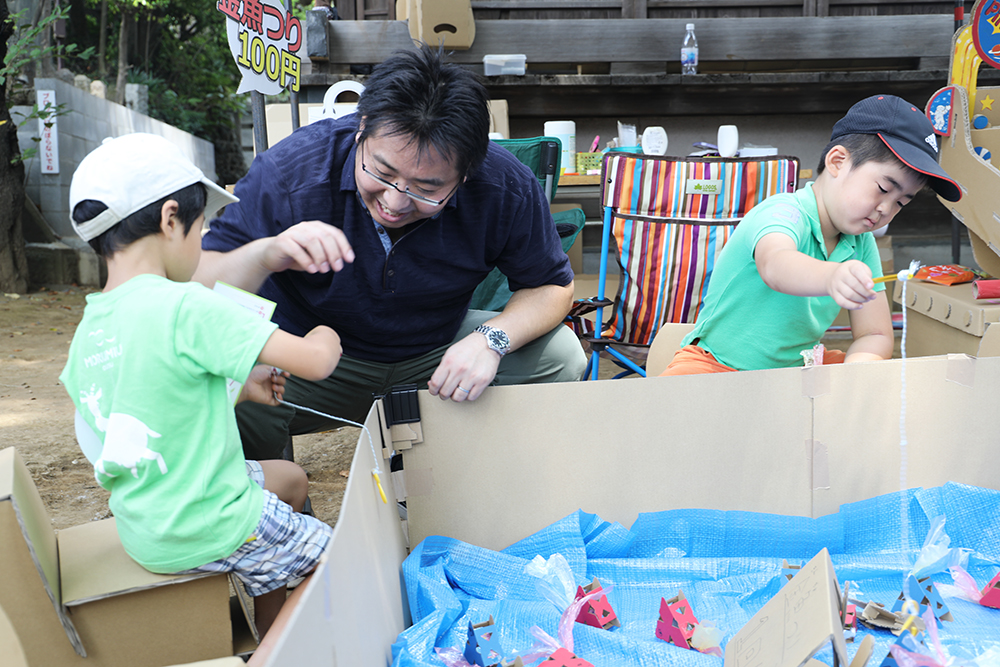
xmin=681 ymin=23 xmax=698 ymax=75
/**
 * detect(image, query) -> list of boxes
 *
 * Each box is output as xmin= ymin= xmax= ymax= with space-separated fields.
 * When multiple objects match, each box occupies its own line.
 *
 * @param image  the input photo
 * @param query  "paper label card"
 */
xmin=213 ymin=281 xmax=277 ymax=405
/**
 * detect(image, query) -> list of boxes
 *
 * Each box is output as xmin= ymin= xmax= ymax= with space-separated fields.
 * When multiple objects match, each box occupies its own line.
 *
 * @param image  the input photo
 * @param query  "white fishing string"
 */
xmin=899 ymin=275 xmax=909 ymax=562
xmin=897 ymin=259 xmax=920 ymax=577
xmin=279 ymin=399 xmax=383 ymax=475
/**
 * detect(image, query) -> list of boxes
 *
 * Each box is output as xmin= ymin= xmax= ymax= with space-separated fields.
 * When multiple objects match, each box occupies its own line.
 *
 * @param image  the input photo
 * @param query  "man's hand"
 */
xmin=239 ymin=365 xmax=289 ymax=405
xmin=827 ymin=260 xmax=877 ymax=310
xmin=262 ymin=221 xmax=356 ymax=275
xmin=427 ymin=333 xmax=501 ymax=402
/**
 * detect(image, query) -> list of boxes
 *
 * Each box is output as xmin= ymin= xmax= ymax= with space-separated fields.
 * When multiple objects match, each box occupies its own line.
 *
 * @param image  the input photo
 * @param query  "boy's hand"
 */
xmin=827 ymin=260 xmax=876 ymax=310
xmin=238 ymin=365 xmax=289 ymax=405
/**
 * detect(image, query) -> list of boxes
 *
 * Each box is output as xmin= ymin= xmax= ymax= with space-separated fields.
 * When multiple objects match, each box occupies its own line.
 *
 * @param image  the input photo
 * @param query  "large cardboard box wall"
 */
xmin=0 ymin=447 xmax=234 ymax=667
xmin=260 ymin=354 xmax=1000 ymax=664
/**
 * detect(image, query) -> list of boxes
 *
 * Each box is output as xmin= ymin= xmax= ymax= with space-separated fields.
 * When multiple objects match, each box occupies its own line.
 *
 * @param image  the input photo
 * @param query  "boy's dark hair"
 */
xmin=72 ymin=182 xmax=207 ymax=257
xmin=354 ymin=43 xmax=490 ymax=178
xmin=817 ymin=133 xmax=921 ymax=179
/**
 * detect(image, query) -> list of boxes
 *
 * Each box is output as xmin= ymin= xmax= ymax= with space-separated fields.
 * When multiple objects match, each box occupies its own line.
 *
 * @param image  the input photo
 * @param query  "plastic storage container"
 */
xmin=483 ymin=54 xmax=527 ymax=76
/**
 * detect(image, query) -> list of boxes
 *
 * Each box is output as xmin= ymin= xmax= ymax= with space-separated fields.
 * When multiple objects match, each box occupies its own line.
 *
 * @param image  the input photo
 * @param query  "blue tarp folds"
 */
xmin=392 ymin=483 xmax=1000 ymax=666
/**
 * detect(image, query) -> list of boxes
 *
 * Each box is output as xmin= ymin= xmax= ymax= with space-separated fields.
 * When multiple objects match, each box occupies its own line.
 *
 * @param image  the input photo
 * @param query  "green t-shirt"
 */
xmin=683 ymin=182 xmax=885 ymax=370
xmin=60 ymin=275 xmax=279 ymax=573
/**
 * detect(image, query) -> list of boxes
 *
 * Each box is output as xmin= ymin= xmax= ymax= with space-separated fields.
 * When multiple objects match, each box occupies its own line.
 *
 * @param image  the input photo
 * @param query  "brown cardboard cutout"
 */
xmin=723 ymin=548 xmax=847 ymax=667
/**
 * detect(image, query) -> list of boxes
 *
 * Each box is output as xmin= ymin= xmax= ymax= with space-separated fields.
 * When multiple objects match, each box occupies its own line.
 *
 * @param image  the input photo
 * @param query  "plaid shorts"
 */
xmin=181 ymin=463 xmax=331 ymax=596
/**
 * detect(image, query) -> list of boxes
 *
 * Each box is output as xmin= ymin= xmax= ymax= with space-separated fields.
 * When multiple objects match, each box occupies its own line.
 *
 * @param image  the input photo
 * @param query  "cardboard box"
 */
xmin=257 ymin=354 xmax=1000 ymax=664
xmin=892 ymin=279 xmax=1000 ymax=356
xmin=0 ymin=447 xmax=236 ymax=666
xmin=489 ymin=99 xmax=509 ymax=140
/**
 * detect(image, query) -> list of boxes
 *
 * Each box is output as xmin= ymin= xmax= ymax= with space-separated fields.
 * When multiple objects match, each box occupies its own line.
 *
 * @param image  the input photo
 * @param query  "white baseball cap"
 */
xmin=69 ymin=133 xmax=239 ymax=242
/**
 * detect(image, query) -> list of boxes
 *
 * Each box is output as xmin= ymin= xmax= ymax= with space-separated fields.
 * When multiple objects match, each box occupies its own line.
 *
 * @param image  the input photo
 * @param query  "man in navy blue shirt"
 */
xmin=195 ymin=45 xmax=586 ymax=460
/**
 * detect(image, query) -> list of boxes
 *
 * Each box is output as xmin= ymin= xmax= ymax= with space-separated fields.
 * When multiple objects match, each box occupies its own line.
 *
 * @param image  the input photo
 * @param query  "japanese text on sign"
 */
xmin=218 ymin=0 xmax=302 ymax=95
xmin=38 ymin=90 xmax=59 ymax=175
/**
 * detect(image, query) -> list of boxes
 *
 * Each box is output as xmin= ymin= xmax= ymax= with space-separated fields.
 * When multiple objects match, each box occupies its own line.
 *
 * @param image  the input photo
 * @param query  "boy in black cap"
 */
xmin=661 ymin=94 xmax=962 ymax=375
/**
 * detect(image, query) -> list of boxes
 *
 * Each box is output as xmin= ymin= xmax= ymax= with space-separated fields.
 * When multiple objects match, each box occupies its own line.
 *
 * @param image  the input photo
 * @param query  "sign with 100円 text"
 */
xmin=217 ymin=0 xmax=302 ymax=95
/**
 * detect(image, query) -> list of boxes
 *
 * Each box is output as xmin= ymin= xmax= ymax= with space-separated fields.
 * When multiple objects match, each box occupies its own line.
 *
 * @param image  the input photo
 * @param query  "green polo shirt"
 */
xmin=682 ymin=182 xmax=885 ymax=370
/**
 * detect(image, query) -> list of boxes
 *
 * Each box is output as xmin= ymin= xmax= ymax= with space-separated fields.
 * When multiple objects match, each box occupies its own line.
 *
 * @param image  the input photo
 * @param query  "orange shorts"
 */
xmin=659 ymin=345 xmax=845 ymax=377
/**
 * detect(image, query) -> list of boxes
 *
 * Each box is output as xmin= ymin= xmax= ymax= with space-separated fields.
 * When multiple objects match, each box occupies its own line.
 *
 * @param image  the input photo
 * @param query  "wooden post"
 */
xmin=622 ymin=0 xmax=647 ymax=19
xmin=251 ymin=90 xmax=269 ymax=154
xmin=290 ymin=89 xmax=301 ymax=133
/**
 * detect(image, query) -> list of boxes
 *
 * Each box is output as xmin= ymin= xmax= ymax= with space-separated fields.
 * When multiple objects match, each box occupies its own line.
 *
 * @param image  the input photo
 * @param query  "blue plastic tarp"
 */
xmin=392 ymin=483 xmax=1000 ymax=666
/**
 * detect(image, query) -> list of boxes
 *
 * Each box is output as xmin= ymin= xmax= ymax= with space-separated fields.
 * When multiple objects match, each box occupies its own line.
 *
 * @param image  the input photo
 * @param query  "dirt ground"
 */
xmin=0 ymin=285 xmax=359 ymax=531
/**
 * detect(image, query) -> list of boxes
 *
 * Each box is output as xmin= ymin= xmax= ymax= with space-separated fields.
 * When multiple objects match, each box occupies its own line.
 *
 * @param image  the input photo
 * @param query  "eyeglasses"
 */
xmin=359 ymin=141 xmax=460 ymax=207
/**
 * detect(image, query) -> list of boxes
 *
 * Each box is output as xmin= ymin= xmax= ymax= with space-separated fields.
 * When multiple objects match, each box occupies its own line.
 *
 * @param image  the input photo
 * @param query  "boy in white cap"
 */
xmin=59 ymin=133 xmax=342 ymax=659
xmin=661 ymin=94 xmax=963 ymax=375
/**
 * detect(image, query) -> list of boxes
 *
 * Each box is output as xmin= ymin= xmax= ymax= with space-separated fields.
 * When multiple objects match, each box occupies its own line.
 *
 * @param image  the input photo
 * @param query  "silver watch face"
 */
xmin=487 ymin=329 xmax=509 ymax=351
xmin=477 ymin=325 xmax=510 ymax=355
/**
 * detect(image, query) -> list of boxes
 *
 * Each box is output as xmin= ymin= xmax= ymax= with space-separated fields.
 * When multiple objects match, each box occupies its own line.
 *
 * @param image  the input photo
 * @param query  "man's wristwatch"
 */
xmin=474 ymin=324 xmax=511 ymax=358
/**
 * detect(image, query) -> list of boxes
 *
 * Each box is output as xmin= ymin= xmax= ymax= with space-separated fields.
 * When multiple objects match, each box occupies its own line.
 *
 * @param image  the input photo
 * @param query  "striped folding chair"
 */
xmin=574 ymin=152 xmax=799 ymax=379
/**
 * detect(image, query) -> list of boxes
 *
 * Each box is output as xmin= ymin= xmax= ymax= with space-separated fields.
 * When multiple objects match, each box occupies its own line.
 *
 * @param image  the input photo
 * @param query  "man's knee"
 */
xmin=546 ymin=325 xmax=587 ymax=382
xmin=498 ymin=323 xmax=586 ymax=385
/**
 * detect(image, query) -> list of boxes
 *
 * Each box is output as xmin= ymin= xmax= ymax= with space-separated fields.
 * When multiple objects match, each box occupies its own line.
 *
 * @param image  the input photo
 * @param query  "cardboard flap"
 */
xmin=58 ymin=517 xmax=216 ymax=606
xmin=723 ymin=548 xmax=847 ymax=667
xmin=0 ymin=447 xmax=86 ymax=655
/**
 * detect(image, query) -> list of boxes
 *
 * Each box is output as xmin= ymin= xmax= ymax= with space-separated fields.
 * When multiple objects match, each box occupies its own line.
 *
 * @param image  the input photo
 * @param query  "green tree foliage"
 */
xmin=63 ymin=0 xmax=251 ymax=182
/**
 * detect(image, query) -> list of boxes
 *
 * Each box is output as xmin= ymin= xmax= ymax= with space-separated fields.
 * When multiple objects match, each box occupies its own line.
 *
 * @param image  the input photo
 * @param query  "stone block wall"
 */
xmin=14 ymin=77 xmax=218 ymax=239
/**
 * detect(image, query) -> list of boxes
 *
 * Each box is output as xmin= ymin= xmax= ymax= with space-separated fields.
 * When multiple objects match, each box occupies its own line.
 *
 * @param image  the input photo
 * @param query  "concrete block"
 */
xmin=63 ymin=237 xmax=104 ymax=287
xmin=25 ymin=241 xmax=78 ymax=286
xmin=125 ymin=83 xmax=149 ymax=115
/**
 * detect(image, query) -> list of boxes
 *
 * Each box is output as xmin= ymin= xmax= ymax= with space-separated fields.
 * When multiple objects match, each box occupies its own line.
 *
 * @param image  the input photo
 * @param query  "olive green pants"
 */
xmin=236 ymin=310 xmax=587 ymax=460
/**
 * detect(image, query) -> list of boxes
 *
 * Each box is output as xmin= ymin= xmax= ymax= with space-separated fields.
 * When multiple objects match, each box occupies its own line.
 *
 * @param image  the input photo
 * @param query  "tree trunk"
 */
xmin=98 ymin=0 xmax=108 ymax=79
xmin=114 ymin=9 xmax=131 ymax=104
xmin=0 ymin=1 xmax=30 ymax=293
xmin=68 ymin=0 xmax=88 ymax=45
xmin=35 ymin=0 xmax=55 ymax=78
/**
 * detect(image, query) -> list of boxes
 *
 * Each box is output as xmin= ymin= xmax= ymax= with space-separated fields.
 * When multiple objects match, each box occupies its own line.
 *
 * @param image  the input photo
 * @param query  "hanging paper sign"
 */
xmin=217 ymin=0 xmax=302 ymax=95
xmin=972 ymin=0 xmax=1000 ymax=71
xmin=37 ymin=90 xmax=59 ymax=174
xmin=926 ymin=86 xmax=956 ymax=137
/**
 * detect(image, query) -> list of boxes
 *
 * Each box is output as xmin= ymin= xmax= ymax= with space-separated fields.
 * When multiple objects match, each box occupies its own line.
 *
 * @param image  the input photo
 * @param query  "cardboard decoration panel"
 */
xmin=722 ymin=549 xmax=847 ymax=667
xmin=400 ymin=0 xmax=476 ymax=49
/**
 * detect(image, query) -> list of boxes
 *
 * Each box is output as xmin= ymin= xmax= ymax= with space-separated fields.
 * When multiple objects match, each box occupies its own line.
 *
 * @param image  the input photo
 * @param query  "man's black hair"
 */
xmin=817 ymin=133 xmax=912 ymax=175
xmin=354 ymin=43 xmax=490 ymax=178
xmin=72 ymin=182 xmax=207 ymax=257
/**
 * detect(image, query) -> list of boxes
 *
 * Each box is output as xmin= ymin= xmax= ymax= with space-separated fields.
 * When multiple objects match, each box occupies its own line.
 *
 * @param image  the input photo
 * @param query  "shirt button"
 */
xmin=388 ymin=269 xmax=395 ymax=277
xmin=378 ymin=227 xmax=386 ymax=235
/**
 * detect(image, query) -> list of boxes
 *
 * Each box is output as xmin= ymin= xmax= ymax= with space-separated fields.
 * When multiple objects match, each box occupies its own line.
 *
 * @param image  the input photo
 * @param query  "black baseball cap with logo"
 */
xmin=830 ymin=95 xmax=962 ymax=202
